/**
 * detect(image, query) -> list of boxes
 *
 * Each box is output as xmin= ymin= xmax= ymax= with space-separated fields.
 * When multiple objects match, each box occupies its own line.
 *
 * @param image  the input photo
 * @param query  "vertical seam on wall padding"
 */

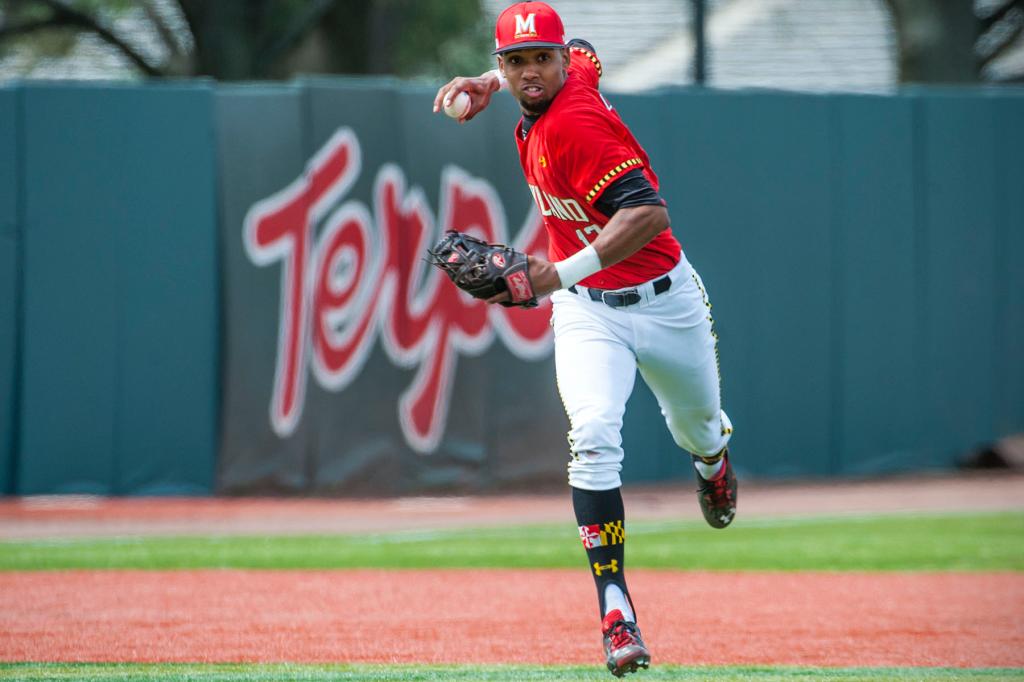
xmin=9 ymin=84 xmax=25 ymax=494
xmin=299 ymin=82 xmax=316 ymax=492
xmin=910 ymin=93 xmax=928 ymax=452
xmin=990 ymin=96 xmax=1006 ymax=434
xmin=827 ymin=96 xmax=845 ymax=477
xmin=111 ymin=88 xmax=124 ymax=494
xmin=209 ymin=83 xmax=228 ymax=494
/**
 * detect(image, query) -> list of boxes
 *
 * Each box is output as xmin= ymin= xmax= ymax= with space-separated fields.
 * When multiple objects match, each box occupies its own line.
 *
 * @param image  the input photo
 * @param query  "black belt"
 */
xmin=568 ymin=275 xmax=671 ymax=308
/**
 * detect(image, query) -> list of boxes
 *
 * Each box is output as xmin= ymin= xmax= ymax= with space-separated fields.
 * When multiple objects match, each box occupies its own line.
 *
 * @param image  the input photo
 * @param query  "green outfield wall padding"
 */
xmin=215 ymin=82 xmax=1024 ymax=493
xmin=8 ymin=81 xmax=1024 ymax=495
xmin=0 ymin=88 xmax=19 ymax=495
xmin=831 ymin=94 xmax=922 ymax=475
xmin=918 ymin=93 xmax=999 ymax=465
xmin=17 ymin=83 xmax=218 ymax=495
xmin=993 ymin=94 xmax=1024 ymax=437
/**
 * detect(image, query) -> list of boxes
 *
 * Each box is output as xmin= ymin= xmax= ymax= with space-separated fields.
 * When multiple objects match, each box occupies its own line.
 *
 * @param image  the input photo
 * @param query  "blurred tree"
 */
xmin=884 ymin=0 xmax=1024 ymax=83
xmin=0 ymin=0 xmax=493 ymax=80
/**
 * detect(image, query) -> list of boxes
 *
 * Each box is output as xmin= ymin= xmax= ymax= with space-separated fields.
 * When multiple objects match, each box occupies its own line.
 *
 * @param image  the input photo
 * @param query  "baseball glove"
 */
xmin=427 ymin=231 xmax=538 ymax=308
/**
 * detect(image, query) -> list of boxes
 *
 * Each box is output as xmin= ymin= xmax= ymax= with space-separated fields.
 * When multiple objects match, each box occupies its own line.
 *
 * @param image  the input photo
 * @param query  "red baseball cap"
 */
xmin=493 ymin=2 xmax=566 ymax=55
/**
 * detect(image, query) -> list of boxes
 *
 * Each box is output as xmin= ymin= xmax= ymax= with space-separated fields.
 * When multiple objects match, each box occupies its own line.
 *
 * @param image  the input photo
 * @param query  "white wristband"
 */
xmin=554 ymin=244 xmax=602 ymax=289
xmin=488 ymin=69 xmax=509 ymax=91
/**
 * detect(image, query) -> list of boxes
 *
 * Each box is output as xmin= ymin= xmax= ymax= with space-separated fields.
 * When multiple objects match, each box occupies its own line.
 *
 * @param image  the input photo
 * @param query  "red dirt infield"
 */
xmin=1 ymin=569 xmax=1022 ymax=667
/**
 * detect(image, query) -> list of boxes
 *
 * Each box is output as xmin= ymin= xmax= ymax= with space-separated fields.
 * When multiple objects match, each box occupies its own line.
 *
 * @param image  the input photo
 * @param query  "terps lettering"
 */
xmin=244 ymin=128 xmax=552 ymax=453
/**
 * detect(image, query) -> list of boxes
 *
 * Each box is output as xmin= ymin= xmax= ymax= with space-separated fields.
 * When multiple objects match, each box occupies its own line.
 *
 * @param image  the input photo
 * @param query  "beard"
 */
xmin=513 ymin=66 xmax=567 ymax=116
xmin=518 ymin=94 xmax=553 ymax=115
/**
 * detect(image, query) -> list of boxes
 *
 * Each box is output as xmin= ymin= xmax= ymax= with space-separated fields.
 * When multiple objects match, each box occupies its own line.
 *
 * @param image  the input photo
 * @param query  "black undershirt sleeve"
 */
xmin=593 ymin=169 xmax=664 ymax=218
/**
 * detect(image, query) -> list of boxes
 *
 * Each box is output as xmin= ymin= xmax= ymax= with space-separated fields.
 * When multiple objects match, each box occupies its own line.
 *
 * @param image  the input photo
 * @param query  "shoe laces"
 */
xmin=700 ymin=471 xmax=732 ymax=503
xmin=606 ymin=619 xmax=641 ymax=650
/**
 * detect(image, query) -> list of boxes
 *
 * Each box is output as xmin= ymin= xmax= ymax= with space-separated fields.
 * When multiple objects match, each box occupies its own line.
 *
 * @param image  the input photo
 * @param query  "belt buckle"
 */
xmin=602 ymin=288 xmax=640 ymax=307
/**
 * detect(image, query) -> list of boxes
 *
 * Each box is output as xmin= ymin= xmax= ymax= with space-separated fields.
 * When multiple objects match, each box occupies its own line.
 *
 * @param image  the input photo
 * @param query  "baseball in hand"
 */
xmin=443 ymin=91 xmax=471 ymax=119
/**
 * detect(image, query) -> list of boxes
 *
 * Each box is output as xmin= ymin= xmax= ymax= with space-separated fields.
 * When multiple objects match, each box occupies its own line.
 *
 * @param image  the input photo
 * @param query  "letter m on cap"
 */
xmin=515 ymin=13 xmax=537 ymax=38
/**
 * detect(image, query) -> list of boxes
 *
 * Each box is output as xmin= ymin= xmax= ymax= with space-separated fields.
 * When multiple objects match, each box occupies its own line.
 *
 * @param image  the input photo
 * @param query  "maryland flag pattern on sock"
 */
xmin=579 ymin=520 xmax=625 ymax=549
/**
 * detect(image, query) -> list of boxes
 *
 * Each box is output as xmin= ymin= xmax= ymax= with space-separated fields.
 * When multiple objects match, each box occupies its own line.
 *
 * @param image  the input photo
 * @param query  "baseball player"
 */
xmin=433 ymin=2 xmax=737 ymax=676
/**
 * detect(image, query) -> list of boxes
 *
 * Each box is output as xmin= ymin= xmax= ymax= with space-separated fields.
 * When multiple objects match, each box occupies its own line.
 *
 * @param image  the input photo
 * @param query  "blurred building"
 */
xmin=483 ymin=0 xmax=898 ymax=92
xmin=481 ymin=0 xmax=1023 ymax=92
xmin=1 ymin=0 xmax=1022 ymax=88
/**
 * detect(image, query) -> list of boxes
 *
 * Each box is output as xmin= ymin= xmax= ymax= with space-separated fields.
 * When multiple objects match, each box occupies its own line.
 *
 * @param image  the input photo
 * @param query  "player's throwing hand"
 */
xmin=432 ymin=71 xmax=504 ymax=123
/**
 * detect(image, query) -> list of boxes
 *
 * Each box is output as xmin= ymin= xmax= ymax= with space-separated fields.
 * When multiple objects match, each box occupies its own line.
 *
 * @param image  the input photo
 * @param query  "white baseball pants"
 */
xmin=551 ymin=255 xmax=733 ymax=491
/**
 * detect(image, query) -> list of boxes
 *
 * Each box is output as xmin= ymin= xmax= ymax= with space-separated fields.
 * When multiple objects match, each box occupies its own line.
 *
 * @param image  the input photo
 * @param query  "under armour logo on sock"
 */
xmin=593 ymin=559 xmax=619 ymax=576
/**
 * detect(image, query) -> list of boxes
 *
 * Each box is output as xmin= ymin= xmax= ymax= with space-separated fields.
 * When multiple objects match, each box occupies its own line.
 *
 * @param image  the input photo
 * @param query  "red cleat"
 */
xmin=601 ymin=609 xmax=650 ymax=677
xmin=695 ymin=449 xmax=738 ymax=529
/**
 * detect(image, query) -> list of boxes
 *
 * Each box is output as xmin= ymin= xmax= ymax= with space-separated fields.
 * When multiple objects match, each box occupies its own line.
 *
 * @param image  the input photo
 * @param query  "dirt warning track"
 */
xmin=1 ymin=569 xmax=1022 ymax=668
xmin=2 ymin=472 xmax=1022 ymax=539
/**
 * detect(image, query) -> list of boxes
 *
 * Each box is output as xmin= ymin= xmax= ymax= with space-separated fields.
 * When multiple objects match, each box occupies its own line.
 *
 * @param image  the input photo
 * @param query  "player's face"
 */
xmin=499 ymin=48 xmax=569 ymax=115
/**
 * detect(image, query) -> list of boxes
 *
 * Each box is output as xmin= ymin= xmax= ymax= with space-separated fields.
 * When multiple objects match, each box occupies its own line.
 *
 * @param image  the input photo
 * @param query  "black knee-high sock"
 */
xmin=572 ymin=486 xmax=634 ymax=621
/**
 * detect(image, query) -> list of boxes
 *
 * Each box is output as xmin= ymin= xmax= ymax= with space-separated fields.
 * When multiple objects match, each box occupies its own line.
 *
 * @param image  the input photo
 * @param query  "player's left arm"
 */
xmin=491 ymin=166 xmax=670 ymax=301
xmin=514 ymin=168 xmax=669 ymax=299
xmin=524 ymin=204 xmax=668 ymax=297
xmin=575 ymin=203 xmax=669 ymax=268
xmin=485 ymin=189 xmax=667 ymax=304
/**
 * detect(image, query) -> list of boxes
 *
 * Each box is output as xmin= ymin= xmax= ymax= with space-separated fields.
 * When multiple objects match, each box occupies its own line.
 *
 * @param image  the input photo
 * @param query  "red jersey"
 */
xmin=514 ymin=45 xmax=681 ymax=289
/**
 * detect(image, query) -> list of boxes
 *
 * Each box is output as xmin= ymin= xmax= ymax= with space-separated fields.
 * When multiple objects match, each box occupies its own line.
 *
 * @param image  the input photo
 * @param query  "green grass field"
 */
xmin=0 ymin=663 xmax=1022 ymax=681
xmin=2 ymin=512 xmax=1021 ymax=571
xmin=3 ymin=511 xmax=1022 ymax=681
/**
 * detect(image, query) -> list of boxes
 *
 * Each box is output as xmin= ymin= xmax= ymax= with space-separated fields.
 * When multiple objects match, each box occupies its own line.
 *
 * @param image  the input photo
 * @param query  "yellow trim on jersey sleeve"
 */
xmin=570 ymin=46 xmax=602 ymax=78
xmin=585 ymin=157 xmax=643 ymax=204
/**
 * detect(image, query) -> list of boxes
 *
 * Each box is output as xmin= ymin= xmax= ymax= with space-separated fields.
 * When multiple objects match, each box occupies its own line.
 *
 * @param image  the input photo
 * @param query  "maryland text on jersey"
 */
xmin=528 ymin=184 xmax=590 ymax=223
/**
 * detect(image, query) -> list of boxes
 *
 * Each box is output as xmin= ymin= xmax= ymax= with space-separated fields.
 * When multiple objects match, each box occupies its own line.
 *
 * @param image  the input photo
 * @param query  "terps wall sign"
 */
xmin=243 ymin=128 xmax=553 ymax=453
